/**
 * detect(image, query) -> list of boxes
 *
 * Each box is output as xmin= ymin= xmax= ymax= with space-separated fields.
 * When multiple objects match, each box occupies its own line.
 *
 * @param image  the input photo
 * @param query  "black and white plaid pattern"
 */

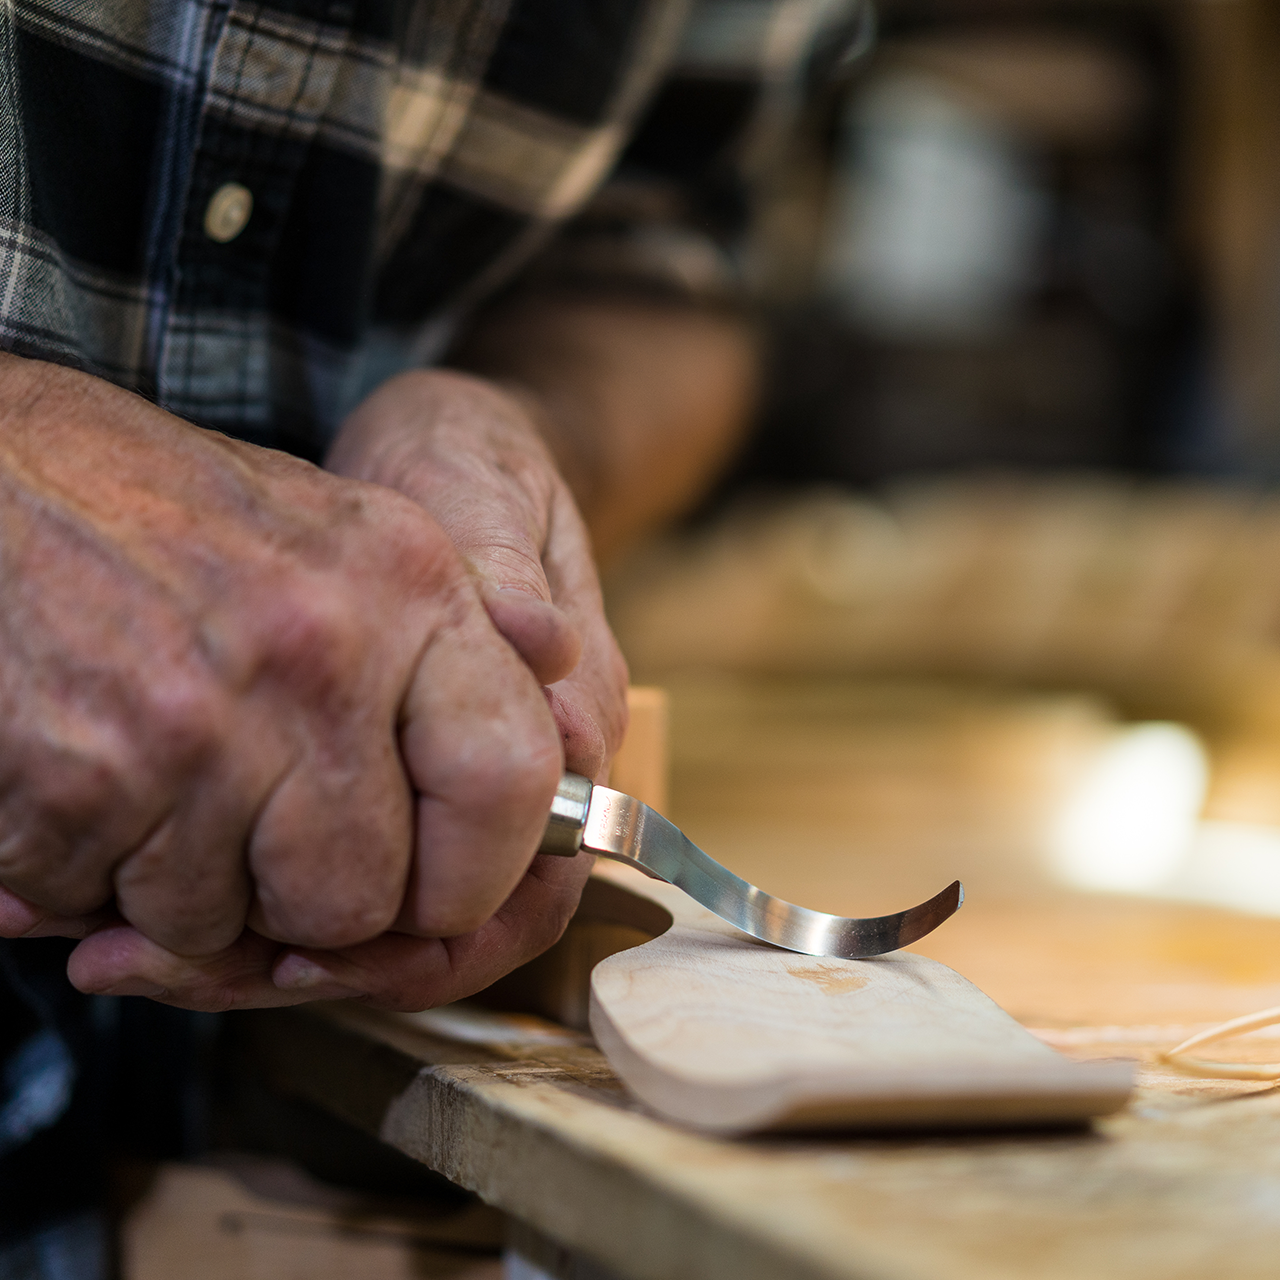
xmin=0 ymin=0 xmax=859 ymax=457
xmin=0 ymin=2 xmax=867 ymax=1249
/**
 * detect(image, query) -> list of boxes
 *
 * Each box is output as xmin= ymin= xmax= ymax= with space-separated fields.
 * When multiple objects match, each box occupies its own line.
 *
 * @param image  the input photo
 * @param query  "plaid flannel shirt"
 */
xmin=0 ymin=0 xmax=868 ymax=1260
xmin=0 ymin=0 xmax=862 ymax=460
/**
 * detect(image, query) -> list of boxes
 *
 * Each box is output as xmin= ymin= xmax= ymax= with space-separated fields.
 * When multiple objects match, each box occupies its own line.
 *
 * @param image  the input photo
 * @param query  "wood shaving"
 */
xmin=1159 ymin=1006 xmax=1280 ymax=1081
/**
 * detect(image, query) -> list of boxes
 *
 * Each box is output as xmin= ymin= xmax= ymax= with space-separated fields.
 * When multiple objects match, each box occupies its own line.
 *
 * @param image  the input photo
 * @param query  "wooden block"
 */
xmin=607 ymin=687 xmax=668 ymax=813
xmin=586 ymin=866 xmax=1134 ymax=1134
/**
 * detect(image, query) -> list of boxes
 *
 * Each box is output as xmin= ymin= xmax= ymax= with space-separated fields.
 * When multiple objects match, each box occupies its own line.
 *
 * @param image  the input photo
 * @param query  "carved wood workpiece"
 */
xmin=492 ymin=866 xmax=1134 ymax=1135
xmin=241 ymin=678 xmax=1280 ymax=1280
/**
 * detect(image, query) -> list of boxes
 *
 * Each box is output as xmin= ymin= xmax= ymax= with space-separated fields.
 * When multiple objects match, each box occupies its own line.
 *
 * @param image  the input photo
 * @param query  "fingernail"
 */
xmin=273 ymin=954 xmax=362 ymax=996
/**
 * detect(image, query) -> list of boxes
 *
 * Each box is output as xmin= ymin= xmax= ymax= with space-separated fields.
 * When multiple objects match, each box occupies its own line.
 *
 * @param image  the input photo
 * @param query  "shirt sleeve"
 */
xmin=502 ymin=0 xmax=875 ymax=307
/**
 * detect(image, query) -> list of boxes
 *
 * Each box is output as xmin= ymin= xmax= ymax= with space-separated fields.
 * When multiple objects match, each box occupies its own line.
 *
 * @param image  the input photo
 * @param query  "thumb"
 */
xmin=443 ymin=497 xmax=582 ymax=685
xmin=479 ymin=582 xmax=582 ymax=687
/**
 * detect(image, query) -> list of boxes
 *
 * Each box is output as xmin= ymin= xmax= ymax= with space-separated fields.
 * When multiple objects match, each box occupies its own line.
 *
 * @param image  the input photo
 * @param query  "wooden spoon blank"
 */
xmin=587 ymin=867 xmax=1134 ymax=1135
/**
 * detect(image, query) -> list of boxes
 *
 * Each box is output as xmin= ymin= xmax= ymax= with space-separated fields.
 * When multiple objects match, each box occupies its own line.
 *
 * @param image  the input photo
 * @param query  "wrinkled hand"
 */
xmin=0 ymin=355 xmax=581 ymax=1009
xmin=327 ymin=369 xmax=630 ymax=788
xmin=230 ymin=370 xmax=630 ymax=1010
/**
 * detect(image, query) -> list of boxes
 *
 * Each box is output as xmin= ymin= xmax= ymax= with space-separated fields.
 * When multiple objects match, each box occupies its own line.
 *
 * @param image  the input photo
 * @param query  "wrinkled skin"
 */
xmin=0 ymin=355 xmax=627 ymax=1011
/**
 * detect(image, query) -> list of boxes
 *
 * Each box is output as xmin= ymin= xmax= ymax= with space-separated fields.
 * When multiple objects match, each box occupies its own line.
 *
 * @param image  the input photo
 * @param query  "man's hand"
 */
xmin=0 ymin=294 xmax=746 ymax=1014
xmin=0 ymin=353 xmax=568 ymax=1004
xmin=2 ymin=849 xmax=593 ymax=1012
xmin=327 ymin=369 xmax=631 ymax=789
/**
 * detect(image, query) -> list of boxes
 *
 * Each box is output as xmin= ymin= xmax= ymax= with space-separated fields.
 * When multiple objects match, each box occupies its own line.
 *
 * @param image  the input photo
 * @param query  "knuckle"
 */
xmin=0 ymin=761 xmax=124 ymax=909
xmin=256 ymin=581 xmax=356 ymax=689
xmin=20 ymin=749 xmax=123 ymax=833
xmin=249 ymin=787 xmax=412 ymax=950
xmin=470 ymin=751 xmax=561 ymax=837
xmin=481 ymin=540 xmax=550 ymax=594
xmin=445 ymin=718 xmax=562 ymax=819
xmin=369 ymin=490 xmax=461 ymax=591
xmin=139 ymin=668 xmax=225 ymax=764
xmin=114 ymin=831 xmax=250 ymax=956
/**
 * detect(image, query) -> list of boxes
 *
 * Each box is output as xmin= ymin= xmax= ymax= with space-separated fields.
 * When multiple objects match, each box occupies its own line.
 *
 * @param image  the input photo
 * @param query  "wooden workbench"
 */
xmin=244 ymin=678 xmax=1280 ymax=1280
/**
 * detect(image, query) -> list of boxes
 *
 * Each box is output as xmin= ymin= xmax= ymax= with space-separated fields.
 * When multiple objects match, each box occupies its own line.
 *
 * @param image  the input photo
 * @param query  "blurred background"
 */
xmin=595 ymin=0 xmax=1280 ymax=923
xmin=740 ymin=0 xmax=1277 ymax=482
xmin=122 ymin=6 xmax=1280 ymax=1267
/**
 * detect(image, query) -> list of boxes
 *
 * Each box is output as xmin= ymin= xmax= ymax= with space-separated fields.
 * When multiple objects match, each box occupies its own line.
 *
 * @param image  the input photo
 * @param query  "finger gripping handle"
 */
xmin=538 ymin=772 xmax=593 ymax=857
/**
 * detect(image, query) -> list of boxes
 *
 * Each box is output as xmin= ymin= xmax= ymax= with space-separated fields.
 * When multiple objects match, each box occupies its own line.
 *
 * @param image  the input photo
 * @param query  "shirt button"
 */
xmin=203 ymin=182 xmax=253 ymax=243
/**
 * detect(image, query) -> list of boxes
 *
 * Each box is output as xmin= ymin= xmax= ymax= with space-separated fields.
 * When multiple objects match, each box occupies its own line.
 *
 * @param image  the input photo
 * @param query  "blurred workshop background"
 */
xmin=591 ymin=0 xmax=1280 ymax=924
xmin=738 ymin=0 xmax=1272 ymax=482
xmin=119 ymin=5 xmax=1280 ymax=1269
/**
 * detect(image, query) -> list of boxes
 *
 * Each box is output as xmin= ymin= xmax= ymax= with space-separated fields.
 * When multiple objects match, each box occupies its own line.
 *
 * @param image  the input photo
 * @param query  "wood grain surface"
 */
xmin=245 ymin=676 xmax=1280 ymax=1280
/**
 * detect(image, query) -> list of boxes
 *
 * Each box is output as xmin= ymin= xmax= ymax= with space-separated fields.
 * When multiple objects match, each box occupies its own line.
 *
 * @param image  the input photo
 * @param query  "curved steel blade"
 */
xmin=581 ymin=786 xmax=962 ymax=959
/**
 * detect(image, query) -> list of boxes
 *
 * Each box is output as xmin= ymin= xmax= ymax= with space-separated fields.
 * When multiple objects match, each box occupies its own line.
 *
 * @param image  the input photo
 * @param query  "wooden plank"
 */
xmin=244 ymin=989 xmax=1280 ymax=1280
xmin=245 ymin=1005 xmax=846 ymax=1280
xmin=243 ymin=678 xmax=1280 ymax=1280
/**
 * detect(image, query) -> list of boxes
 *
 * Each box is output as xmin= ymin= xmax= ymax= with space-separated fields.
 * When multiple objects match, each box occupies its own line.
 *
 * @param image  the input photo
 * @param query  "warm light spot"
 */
xmin=1169 ymin=822 xmax=1280 ymax=916
xmin=1049 ymin=722 xmax=1208 ymax=893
